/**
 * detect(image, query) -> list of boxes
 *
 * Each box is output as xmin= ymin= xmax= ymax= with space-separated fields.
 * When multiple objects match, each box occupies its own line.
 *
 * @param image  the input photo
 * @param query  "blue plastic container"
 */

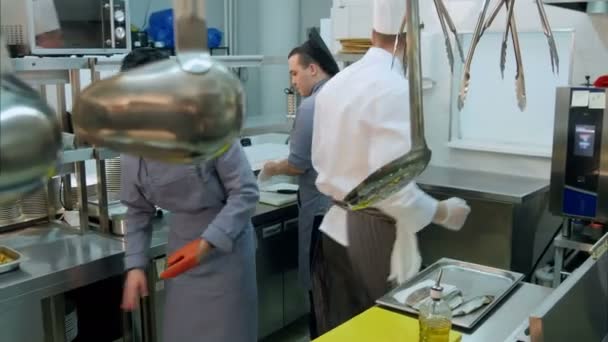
xmin=147 ymin=9 xmax=223 ymax=49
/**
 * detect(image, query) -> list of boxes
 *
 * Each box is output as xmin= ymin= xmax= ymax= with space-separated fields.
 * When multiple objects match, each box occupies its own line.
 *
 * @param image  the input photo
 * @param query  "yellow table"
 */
xmin=314 ymin=307 xmax=462 ymax=342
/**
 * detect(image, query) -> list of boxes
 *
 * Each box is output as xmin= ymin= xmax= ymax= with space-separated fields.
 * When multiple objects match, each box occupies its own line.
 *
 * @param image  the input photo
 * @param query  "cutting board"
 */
xmin=259 ymin=191 xmax=297 ymax=206
xmin=314 ymin=307 xmax=462 ymax=342
xmin=259 ymin=183 xmax=298 ymax=206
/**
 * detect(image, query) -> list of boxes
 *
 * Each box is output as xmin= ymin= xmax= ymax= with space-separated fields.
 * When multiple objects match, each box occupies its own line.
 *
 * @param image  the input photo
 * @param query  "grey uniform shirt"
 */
xmin=288 ymin=79 xmax=331 ymax=289
xmin=288 ymin=79 xmax=331 ymax=217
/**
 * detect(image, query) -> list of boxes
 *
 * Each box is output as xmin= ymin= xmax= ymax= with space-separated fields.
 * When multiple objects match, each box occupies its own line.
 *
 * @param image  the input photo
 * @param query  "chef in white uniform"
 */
xmin=310 ymin=0 xmax=471 ymax=334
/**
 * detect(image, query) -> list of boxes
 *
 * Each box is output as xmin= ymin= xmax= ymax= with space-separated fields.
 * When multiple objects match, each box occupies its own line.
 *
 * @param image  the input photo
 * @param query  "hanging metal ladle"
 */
xmin=340 ymin=0 xmax=430 ymax=210
xmin=72 ymin=0 xmax=244 ymax=163
xmin=0 ymin=35 xmax=62 ymax=204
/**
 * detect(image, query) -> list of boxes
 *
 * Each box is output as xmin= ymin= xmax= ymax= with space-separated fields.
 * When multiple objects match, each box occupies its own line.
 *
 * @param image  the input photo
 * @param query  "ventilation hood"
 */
xmin=544 ymin=0 xmax=608 ymax=14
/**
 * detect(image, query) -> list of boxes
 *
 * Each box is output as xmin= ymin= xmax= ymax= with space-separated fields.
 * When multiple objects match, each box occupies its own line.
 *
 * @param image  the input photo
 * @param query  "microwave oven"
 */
xmin=0 ymin=0 xmax=131 ymax=56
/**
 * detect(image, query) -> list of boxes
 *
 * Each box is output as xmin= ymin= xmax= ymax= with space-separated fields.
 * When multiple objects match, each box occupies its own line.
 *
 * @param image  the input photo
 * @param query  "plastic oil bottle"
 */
xmin=418 ymin=270 xmax=452 ymax=342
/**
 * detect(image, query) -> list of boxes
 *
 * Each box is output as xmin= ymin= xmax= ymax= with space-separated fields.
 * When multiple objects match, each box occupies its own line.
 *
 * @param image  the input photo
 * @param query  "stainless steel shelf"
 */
xmin=59 ymin=147 xmax=119 ymax=165
xmin=11 ymin=55 xmax=280 ymax=73
xmin=12 ymin=57 xmax=93 ymax=71
xmin=95 ymin=148 xmax=120 ymax=160
xmin=60 ymin=148 xmax=95 ymax=164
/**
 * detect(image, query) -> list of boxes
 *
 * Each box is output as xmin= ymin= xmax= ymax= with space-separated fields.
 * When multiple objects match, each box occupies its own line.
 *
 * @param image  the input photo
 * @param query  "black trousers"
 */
xmin=308 ymin=215 xmax=324 ymax=339
xmin=311 ymin=209 xmax=396 ymax=335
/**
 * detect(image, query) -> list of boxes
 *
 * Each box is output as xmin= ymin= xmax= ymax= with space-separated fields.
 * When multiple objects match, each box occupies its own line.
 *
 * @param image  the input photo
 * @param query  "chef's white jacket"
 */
xmin=312 ymin=47 xmax=439 ymax=283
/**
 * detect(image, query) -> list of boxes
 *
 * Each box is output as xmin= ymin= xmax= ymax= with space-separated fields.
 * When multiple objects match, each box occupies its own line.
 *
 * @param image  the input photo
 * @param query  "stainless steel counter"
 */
xmin=0 ymin=166 xmax=553 ymax=307
xmin=417 ymin=166 xmax=549 ymax=204
xmin=0 ymin=202 xmax=298 ymax=307
xmin=416 ymin=167 xmax=558 ymax=276
xmin=0 ymin=223 xmax=125 ymax=306
xmin=0 ymin=166 xmax=554 ymax=341
xmin=460 ymin=283 xmax=552 ymax=341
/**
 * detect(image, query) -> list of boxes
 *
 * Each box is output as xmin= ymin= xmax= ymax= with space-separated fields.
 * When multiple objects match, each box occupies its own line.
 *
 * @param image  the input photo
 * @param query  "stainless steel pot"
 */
xmin=111 ymin=214 xmax=128 ymax=236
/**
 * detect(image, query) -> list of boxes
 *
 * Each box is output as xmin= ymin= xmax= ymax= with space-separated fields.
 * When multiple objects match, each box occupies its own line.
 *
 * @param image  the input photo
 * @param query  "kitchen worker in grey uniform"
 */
xmin=119 ymin=48 xmax=259 ymax=342
xmin=259 ymin=30 xmax=339 ymax=339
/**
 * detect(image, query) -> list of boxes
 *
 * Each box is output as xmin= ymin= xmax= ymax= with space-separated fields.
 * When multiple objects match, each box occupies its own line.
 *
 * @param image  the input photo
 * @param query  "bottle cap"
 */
xmin=430 ymin=286 xmax=443 ymax=300
xmin=430 ymin=269 xmax=444 ymax=300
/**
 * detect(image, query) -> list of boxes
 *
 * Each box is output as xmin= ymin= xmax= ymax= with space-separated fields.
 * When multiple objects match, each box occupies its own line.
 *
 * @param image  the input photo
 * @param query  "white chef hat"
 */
xmin=373 ymin=0 xmax=406 ymax=35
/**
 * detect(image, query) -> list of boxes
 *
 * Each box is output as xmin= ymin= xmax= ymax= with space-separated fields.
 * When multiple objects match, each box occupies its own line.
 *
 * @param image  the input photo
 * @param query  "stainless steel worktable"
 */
xmin=415 ymin=166 xmax=557 ymax=276
xmin=0 ymin=201 xmax=298 ymax=307
xmin=417 ymin=166 xmax=549 ymax=204
xmin=0 ymin=223 xmax=125 ymax=306
xmin=459 ymin=283 xmax=551 ymax=341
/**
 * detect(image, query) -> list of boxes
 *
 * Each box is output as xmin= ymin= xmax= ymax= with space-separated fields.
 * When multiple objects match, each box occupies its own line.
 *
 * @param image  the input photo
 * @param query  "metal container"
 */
xmin=111 ymin=214 xmax=127 ymax=236
xmin=87 ymin=199 xmax=128 ymax=236
xmin=376 ymin=258 xmax=524 ymax=329
xmin=0 ymin=245 xmax=22 ymax=274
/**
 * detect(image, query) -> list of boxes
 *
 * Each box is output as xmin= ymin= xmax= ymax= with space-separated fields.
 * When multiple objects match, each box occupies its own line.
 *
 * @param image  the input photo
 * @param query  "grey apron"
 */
xmin=139 ymin=160 xmax=257 ymax=342
xmin=296 ymin=183 xmax=329 ymax=289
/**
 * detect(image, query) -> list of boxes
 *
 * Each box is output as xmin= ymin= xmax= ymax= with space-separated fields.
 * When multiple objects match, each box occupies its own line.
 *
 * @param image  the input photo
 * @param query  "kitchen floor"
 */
xmin=261 ymin=317 xmax=310 ymax=342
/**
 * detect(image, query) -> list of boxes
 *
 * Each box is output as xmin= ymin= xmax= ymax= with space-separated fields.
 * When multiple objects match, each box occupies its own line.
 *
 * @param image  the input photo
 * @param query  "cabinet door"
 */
xmin=282 ymin=218 xmax=310 ymax=326
xmin=256 ymin=223 xmax=285 ymax=339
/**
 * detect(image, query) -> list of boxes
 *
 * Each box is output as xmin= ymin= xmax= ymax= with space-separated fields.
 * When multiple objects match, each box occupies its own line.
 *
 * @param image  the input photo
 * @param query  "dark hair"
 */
xmin=120 ymin=47 xmax=170 ymax=71
xmin=288 ymin=46 xmax=316 ymax=68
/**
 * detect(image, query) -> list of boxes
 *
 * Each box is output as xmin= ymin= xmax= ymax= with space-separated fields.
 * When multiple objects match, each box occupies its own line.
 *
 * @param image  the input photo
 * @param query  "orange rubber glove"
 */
xmin=160 ymin=238 xmax=207 ymax=279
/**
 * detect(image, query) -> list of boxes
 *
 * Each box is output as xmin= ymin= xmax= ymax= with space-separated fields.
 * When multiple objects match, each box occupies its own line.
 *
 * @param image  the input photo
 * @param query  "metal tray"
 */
xmin=0 ymin=245 xmax=22 ymax=274
xmin=376 ymin=258 xmax=524 ymax=330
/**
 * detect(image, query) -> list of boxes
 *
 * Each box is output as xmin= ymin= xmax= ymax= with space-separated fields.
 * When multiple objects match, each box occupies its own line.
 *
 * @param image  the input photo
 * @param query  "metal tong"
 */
xmin=391 ymin=10 xmax=407 ymax=70
xmin=391 ymin=0 xmax=464 ymax=75
xmin=485 ymin=0 xmax=526 ymax=110
xmin=459 ymin=0 xmax=558 ymax=111
xmin=504 ymin=0 xmax=527 ymax=111
xmin=535 ymin=0 xmax=559 ymax=74
xmin=457 ymin=0 xmax=492 ymax=111
xmin=434 ymin=0 xmax=465 ymax=73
